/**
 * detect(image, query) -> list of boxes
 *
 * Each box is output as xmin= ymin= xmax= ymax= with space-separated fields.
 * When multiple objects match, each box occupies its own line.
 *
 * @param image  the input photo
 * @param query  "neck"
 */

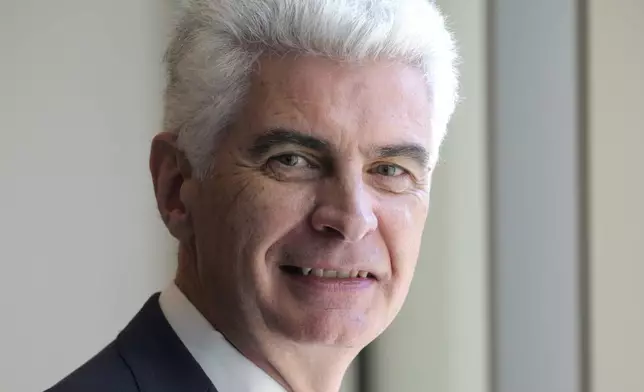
xmin=240 ymin=334 xmax=358 ymax=392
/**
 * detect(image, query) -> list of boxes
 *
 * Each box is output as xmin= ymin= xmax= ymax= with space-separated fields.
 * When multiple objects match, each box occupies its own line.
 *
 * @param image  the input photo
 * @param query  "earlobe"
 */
xmin=166 ymin=206 xmax=193 ymax=241
xmin=150 ymin=132 xmax=194 ymax=241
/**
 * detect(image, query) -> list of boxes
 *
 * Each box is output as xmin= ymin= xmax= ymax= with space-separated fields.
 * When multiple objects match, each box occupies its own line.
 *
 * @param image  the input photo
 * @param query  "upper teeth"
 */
xmin=298 ymin=267 xmax=370 ymax=279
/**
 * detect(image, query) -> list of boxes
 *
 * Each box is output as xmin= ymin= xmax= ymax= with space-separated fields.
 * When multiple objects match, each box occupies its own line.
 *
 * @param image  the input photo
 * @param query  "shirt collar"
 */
xmin=159 ymin=283 xmax=286 ymax=392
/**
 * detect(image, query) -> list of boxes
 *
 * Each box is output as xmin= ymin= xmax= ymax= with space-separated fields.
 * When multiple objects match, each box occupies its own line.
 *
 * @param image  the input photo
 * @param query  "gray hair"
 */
xmin=164 ymin=0 xmax=459 ymax=178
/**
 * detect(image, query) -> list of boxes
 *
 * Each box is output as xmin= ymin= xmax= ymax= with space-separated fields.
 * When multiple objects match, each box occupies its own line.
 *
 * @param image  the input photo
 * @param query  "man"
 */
xmin=48 ymin=0 xmax=458 ymax=391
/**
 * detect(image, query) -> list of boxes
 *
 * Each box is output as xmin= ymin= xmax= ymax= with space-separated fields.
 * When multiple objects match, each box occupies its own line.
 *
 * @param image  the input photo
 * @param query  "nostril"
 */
xmin=315 ymin=223 xmax=343 ymax=237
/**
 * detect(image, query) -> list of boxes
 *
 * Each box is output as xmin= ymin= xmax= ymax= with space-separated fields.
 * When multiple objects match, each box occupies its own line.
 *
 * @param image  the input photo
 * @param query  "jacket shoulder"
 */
xmin=45 ymin=341 xmax=138 ymax=392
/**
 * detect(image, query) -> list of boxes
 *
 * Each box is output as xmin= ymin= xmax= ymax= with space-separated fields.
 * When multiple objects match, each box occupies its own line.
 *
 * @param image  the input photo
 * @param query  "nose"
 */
xmin=310 ymin=176 xmax=378 ymax=242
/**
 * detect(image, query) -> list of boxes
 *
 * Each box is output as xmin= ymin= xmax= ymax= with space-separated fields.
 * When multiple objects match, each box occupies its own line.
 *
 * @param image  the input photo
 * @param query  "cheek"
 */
xmin=206 ymin=177 xmax=315 ymax=262
xmin=379 ymin=195 xmax=429 ymax=282
xmin=246 ymin=186 xmax=313 ymax=242
xmin=371 ymin=195 xmax=428 ymax=326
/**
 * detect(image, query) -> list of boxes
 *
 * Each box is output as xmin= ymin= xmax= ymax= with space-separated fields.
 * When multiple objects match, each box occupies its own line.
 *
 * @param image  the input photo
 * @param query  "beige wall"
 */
xmin=0 ymin=1 xmax=176 ymax=390
xmin=589 ymin=1 xmax=644 ymax=391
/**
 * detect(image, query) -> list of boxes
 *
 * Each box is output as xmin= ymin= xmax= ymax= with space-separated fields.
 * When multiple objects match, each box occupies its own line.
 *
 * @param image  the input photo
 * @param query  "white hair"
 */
xmin=164 ymin=0 xmax=459 ymax=178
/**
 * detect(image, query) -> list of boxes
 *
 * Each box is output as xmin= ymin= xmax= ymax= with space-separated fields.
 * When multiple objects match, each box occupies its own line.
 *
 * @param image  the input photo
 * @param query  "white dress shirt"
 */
xmin=159 ymin=284 xmax=286 ymax=392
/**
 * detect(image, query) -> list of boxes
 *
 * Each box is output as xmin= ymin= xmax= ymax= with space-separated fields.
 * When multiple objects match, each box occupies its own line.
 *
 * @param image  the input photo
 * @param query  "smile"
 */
xmin=280 ymin=265 xmax=377 ymax=280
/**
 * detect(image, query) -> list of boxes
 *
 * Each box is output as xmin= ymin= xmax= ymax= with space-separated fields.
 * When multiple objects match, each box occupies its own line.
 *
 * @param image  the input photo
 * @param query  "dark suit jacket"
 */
xmin=46 ymin=294 xmax=218 ymax=392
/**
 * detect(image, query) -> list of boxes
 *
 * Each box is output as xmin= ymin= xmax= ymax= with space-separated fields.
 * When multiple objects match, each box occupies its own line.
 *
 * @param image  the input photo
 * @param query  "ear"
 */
xmin=149 ymin=132 xmax=195 ymax=241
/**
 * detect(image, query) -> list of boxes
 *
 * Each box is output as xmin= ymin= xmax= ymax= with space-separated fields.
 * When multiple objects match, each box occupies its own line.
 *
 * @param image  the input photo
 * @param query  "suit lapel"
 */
xmin=115 ymin=294 xmax=218 ymax=392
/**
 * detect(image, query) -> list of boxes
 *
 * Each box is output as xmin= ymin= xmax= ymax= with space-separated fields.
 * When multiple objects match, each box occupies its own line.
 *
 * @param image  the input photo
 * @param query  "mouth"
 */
xmin=279 ymin=265 xmax=377 ymax=280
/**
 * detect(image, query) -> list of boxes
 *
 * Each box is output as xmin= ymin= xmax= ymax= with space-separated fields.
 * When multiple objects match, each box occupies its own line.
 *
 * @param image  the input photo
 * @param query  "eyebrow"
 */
xmin=374 ymin=144 xmax=431 ymax=170
xmin=248 ymin=129 xmax=331 ymax=157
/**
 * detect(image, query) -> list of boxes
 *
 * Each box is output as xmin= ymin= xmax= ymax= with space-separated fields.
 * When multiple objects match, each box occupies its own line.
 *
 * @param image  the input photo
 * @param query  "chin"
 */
xmin=267 ymin=309 xmax=381 ymax=348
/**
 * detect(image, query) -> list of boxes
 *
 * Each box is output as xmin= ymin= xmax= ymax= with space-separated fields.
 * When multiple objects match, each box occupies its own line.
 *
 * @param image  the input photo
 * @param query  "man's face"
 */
xmin=185 ymin=55 xmax=434 ymax=348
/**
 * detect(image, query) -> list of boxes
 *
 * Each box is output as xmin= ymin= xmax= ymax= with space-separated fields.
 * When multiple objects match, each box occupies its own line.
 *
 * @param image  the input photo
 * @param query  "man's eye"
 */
xmin=272 ymin=154 xmax=310 ymax=168
xmin=265 ymin=153 xmax=321 ymax=181
xmin=374 ymin=164 xmax=406 ymax=177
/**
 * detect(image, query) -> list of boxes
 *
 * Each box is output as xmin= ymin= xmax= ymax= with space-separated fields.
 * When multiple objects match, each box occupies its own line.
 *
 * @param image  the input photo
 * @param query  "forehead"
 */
xmin=242 ymin=54 xmax=434 ymax=149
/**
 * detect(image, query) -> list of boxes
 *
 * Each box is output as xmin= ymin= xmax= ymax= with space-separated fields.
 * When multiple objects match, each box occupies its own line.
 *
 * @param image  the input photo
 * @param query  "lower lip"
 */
xmin=282 ymin=273 xmax=376 ymax=291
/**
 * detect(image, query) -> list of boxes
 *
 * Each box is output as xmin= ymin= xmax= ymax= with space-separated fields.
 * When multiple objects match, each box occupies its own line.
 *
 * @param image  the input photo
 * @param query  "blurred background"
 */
xmin=1 ymin=0 xmax=642 ymax=391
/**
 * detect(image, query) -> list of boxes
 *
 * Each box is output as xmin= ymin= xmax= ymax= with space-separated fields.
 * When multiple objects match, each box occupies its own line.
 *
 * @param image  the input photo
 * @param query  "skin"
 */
xmin=150 ymin=54 xmax=436 ymax=392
